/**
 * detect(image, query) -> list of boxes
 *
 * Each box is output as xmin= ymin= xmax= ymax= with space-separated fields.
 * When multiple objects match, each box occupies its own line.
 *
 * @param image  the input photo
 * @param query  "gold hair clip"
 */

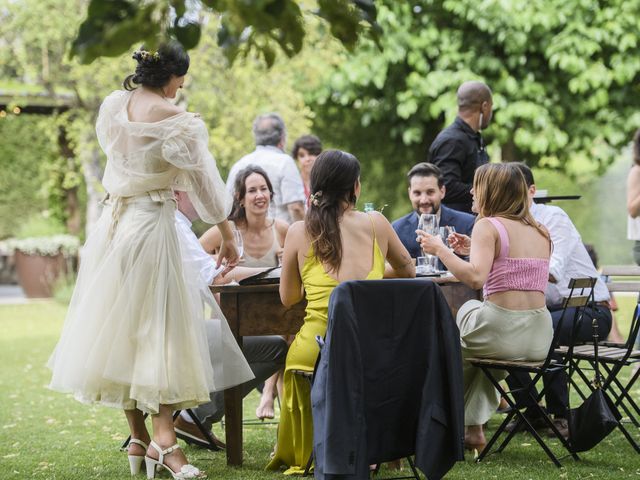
xmin=309 ymin=191 xmax=323 ymax=206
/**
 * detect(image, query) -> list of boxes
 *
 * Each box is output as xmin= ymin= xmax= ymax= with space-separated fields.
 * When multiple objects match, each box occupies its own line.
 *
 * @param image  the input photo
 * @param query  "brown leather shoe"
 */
xmin=174 ymin=415 xmax=226 ymax=450
xmin=505 ymin=414 xmax=548 ymax=433
xmin=546 ymin=417 xmax=569 ymax=440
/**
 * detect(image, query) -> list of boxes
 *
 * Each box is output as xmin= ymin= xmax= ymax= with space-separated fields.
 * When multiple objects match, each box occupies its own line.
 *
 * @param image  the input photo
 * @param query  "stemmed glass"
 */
xmin=417 ymin=214 xmax=439 ymax=272
xmin=439 ymin=226 xmax=457 ymax=249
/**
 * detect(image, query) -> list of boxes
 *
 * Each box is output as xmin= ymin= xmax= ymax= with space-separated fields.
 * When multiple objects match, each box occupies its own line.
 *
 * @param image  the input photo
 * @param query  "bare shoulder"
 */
xmin=286 ymin=220 xmax=306 ymax=239
xmin=365 ymin=211 xmax=391 ymax=232
xmin=473 ymin=217 xmax=498 ymax=236
xmin=150 ymin=102 xmax=185 ymax=121
xmin=629 ymin=165 xmax=640 ymax=181
xmin=275 ymin=219 xmax=290 ymax=235
xmin=284 ymin=221 xmax=309 ymax=254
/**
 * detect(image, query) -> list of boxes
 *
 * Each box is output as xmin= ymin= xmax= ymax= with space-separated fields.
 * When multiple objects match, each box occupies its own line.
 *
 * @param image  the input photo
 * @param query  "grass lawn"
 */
xmin=1 ymin=298 xmax=640 ymax=479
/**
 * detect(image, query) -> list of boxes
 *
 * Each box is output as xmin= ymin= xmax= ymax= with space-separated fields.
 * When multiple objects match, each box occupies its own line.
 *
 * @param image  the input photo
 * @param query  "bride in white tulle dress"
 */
xmin=47 ymin=43 xmax=252 ymax=479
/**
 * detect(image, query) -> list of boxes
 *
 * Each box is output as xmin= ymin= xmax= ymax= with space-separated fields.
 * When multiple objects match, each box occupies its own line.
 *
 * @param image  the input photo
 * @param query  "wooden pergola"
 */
xmin=1 ymin=89 xmax=81 ymax=233
xmin=0 ymin=90 xmax=74 ymax=115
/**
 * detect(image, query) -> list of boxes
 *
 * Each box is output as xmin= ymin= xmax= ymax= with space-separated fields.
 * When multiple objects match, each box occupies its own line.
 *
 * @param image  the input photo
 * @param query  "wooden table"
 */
xmin=211 ymin=277 xmax=480 ymax=466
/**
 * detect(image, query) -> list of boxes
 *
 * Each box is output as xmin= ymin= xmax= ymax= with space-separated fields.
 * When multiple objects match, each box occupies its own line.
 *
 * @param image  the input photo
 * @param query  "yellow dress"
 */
xmin=267 ymin=226 xmax=385 ymax=474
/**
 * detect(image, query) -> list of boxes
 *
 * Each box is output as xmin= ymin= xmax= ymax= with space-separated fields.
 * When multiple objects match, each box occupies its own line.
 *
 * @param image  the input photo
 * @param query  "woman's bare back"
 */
xmin=127 ymin=89 xmax=184 ymax=123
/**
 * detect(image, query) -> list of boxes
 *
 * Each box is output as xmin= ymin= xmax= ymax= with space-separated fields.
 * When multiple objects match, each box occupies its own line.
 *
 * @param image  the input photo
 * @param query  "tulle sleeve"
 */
xmin=162 ymin=115 xmax=232 ymax=224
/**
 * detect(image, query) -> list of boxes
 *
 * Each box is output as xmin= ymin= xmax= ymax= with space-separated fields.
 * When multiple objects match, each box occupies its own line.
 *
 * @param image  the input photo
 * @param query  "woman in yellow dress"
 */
xmin=267 ymin=150 xmax=415 ymax=474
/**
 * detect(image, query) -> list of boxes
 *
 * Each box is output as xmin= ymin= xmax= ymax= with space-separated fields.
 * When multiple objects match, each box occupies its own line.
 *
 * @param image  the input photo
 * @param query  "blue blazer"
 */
xmin=392 ymin=205 xmax=475 ymax=258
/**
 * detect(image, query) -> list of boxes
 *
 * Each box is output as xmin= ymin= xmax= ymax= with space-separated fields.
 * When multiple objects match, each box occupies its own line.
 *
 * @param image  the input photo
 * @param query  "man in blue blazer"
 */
xmin=392 ymin=162 xmax=475 ymax=258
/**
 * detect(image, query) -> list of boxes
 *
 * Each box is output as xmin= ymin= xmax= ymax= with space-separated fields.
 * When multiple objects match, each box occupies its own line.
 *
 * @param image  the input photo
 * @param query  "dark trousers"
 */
xmin=506 ymin=304 xmax=612 ymax=417
xmin=194 ymin=334 xmax=288 ymax=427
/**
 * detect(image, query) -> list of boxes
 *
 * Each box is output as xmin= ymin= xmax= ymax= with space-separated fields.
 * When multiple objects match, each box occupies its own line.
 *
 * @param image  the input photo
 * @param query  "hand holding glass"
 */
xmin=448 ymin=232 xmax=471 ymax=256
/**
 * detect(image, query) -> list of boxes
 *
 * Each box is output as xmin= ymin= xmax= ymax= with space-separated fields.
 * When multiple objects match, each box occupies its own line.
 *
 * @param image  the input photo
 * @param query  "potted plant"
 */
xmin=2 ymin=215 xmax=80 ymax=298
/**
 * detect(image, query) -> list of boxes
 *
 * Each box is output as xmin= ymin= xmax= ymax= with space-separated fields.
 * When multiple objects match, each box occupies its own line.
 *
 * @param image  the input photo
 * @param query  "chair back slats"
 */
xmin=606 ymin=282 xmax=640 ymax=293
xmin=601 ymin=265 xmax=640 ymax=276
xmin=563 ymin=295 xmax=591 ymax=308
xmin=568 ymin=277 xmax=597 ymax=289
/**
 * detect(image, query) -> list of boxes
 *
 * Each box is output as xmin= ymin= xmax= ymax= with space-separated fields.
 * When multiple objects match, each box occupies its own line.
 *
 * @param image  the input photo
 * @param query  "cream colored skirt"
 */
xmin=48 ymin=192 xmax=253 ymax=414
xmin=457 ymin=300 xmax=553 ymax=426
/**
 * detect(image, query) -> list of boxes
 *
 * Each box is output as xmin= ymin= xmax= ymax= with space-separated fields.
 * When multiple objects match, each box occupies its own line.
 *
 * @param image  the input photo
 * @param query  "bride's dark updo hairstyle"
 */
xmin=123 ymin=41 xmax=190 ymax=91
xmin=305 ymin=149 xmax=360 ymax=273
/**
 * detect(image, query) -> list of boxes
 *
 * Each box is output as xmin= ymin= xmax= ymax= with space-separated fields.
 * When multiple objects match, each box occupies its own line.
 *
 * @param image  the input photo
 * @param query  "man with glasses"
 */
xmin=428 ymin=81 xmax=493 ymax=213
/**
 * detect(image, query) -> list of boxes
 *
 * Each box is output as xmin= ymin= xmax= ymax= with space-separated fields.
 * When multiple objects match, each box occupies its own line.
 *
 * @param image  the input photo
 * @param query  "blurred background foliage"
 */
xmin=1 ymin=0 xmax=639 ymax=263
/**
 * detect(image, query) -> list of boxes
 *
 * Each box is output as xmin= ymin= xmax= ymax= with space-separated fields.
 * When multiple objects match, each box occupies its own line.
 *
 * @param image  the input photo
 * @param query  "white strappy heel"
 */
xmin=127 ymin=438 xmax=149 ymax=476
xmin=144 ymin=440 xmax=204 ymax=479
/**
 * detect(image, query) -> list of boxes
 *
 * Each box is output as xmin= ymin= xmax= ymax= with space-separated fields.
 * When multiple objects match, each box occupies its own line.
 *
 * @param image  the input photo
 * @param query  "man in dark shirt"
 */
xmin=428 ymin=81 xmax=493 ymax=213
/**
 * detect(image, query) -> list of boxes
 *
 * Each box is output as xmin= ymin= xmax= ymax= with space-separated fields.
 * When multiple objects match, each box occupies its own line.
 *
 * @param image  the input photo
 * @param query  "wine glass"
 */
xmin=439 ymin=226 xmax=457 ymax=248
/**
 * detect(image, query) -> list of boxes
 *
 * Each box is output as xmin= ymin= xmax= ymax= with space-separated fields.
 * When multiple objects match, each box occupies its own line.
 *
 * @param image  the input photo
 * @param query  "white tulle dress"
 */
xmin=48 ymin=90 xmax=253 ymax=414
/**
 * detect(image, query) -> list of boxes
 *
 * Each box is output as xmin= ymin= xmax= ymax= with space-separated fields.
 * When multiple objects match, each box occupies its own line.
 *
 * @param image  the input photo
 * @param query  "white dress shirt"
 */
xmin=175 ymin=210 xmax=222 ymax=286
xmin=226 ymin=146 xmax=305 ymax=223
xmin=530 ymin=202 xmax=609 ymax=307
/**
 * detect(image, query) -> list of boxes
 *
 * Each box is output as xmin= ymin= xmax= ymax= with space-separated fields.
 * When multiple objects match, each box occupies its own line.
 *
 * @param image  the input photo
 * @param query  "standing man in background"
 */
xmin=227 ymin=113 xmax=305 ymax=223
xmin=429 ymin=81 xmax=493 ymax=213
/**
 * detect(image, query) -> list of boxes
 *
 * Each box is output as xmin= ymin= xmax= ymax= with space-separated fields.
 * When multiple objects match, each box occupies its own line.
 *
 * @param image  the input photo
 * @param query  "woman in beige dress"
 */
xmin=200 ymin=165 xmax=289 ymax=420
xmin=47 ymin=43 xmax=253 ymax=479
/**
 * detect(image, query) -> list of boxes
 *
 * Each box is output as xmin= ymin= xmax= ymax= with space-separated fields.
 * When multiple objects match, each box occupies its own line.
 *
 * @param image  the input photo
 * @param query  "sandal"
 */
xmin=127 ymin=438 xmax=148 ymax=476
xmin=144 ymin=441 xmax=205 ymax=479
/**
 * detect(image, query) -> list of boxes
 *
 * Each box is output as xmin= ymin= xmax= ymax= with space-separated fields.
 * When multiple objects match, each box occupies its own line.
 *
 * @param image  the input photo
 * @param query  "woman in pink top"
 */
xmin=418 ymin=163 xmax=553 ymax=451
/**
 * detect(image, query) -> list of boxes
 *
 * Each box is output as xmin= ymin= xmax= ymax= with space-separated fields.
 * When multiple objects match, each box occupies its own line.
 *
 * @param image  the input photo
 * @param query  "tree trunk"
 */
xmin=58 ymin=127 xmax=82 ymax=235
xmin=501 ymin=138 xmax=518 ymax=163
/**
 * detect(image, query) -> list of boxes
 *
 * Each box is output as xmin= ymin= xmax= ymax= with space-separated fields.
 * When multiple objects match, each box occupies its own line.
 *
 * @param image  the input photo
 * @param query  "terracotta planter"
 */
xmin=14 ymin=250 xmax=68 ymax=298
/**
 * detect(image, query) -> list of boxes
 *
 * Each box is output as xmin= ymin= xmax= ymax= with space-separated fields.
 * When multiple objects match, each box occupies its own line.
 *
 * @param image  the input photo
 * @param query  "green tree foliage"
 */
xmin=70 ymin=0 xmax=380 ymax=67
xmin=310 ymin=0 xmax=640 ymax=218
xmin=187 ymin=15 xmax=343 ymax=174
xmin=1 ymin=0 xmax=331 ymax=233
xmin=0 ymin=115 xmax=58 ymax=238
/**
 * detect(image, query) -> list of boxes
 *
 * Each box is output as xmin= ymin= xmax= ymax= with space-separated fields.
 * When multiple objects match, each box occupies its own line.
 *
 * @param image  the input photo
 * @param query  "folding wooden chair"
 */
xmin=558 ymin=266 xmax=640 ymax=452
xmin=468 ymin=277 xmax=596 ymax=467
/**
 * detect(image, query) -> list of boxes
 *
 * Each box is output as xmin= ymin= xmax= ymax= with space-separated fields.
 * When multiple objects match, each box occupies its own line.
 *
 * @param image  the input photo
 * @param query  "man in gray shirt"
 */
xmin=226 ymin=113 xmax=305 ymax=223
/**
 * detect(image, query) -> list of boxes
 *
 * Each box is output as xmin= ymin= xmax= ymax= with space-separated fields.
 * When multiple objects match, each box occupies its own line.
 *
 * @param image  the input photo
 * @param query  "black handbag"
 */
xmin=568 ymin=318 xmax=621 ymax=452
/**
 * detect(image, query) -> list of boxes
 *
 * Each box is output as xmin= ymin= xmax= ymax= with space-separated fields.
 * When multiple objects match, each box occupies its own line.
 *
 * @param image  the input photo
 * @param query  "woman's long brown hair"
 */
xmin=305 ymin=150 xmax=360 ymax=273
xmin=474 ymin=163 xmax=550 ymax=241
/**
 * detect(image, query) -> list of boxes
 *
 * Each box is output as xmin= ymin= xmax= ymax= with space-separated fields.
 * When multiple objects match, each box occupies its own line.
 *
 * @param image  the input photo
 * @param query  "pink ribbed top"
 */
xmin=483 ymin=217 xmax=549 ymax=298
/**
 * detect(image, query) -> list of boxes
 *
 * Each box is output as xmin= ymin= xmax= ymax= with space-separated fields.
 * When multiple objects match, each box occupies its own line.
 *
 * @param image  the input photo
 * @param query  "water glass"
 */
xmin=416 ymin=255 xmax=439 ymax=275
xmin=418 ymin=214 xmax=438 ymax=236
xmin=416 ymin=256 xmax=429 ymax=275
